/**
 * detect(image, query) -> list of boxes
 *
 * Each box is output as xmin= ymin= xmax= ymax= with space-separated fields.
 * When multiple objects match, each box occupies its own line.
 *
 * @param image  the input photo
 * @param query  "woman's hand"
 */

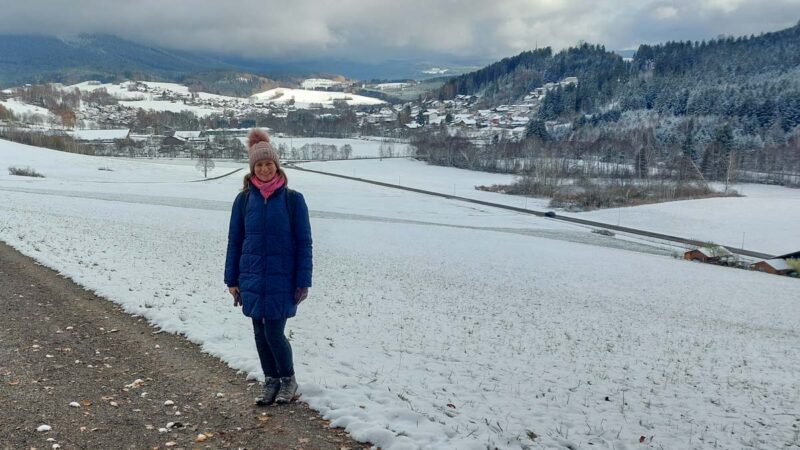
xmin=294 ymin=288 xmax=309 ymax=305
xmin=229 ymin=286 xmax=242 ymax=307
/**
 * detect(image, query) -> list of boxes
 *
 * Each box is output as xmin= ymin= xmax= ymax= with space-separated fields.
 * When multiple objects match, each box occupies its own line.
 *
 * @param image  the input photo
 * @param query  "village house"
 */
xmin=159 ymin=130 xmax=207 ymax=157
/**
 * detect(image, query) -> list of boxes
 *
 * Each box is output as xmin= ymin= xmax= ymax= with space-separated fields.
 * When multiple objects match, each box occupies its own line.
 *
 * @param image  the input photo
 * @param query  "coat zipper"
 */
xmin=263 ymin=195 xmax=268 ymax=303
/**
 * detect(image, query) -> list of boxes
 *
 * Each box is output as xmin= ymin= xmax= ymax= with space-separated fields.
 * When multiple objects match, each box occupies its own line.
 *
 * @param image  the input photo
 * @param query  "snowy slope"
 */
xmin=68 ymin=81 xmax=242 ymax=103
xmin=302 ymin=159 xmax=800 ymax=256
xmin=1 ymin=139 xmax=799 ymax=450
xmin=0 ymin=98 xmax=55 ymax=120
xmin=68 ymin=81 xmax=148 ymax=100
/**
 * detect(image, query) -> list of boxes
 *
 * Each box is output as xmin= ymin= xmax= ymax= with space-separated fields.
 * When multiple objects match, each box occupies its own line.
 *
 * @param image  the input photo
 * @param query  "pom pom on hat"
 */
xmin=247 ymin=128 xmax=271 ymax=149
xmin=246 ymin=128 xmax=279 ymax=171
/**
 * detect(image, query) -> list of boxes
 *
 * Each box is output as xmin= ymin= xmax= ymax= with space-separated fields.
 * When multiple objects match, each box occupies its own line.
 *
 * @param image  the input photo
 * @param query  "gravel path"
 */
xmin=0 ymin=240 xmax=369 ymax=450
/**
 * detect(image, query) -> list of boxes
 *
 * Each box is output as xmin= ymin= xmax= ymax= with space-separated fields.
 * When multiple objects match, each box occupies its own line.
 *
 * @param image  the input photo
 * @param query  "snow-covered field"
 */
xmin=578 ymin=183 xmax=800 ymax=255
xmin=301 ymin=158 xmax=561 ymax=211
xmin=116 ymin=99 xmax=222 ymax=117
xmin=373 ymin=82 xmax=413 ymax=90
xmin=250 ymin=88 xmax=385 ymax=108
xmin=301 ymin=79 xmax=344 ymax=90
xmin=301 ymin=159 xmax=800 ymax=256
xmin=2 ymin=140 xmax=799 ymax=450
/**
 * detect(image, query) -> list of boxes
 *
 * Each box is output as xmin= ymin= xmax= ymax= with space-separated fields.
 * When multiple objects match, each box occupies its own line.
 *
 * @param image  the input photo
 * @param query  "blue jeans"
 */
xmin=252 ymin=318 xmax=294 ymax=378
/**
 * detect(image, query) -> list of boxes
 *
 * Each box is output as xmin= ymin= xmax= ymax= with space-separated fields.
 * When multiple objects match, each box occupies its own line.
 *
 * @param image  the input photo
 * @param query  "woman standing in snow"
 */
xmin=225 ymin=128 xmax=313 ymax=405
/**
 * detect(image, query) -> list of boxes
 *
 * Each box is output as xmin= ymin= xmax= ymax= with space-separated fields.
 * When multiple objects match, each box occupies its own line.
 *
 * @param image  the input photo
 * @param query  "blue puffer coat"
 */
xmin=224 ymin=183 xmax=313 ymax=320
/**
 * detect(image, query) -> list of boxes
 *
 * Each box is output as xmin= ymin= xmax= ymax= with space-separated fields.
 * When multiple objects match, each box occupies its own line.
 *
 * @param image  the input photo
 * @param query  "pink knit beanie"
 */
xmin=247 ymin=128 xmax=279 ymax=171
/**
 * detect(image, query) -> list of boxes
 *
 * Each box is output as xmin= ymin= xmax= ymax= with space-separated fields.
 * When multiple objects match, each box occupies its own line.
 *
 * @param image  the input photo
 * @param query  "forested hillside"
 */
xmin=437 ymin=45 xmax=627 ymax=111
xmin=431 ymin=22 xmax=800 ymax=186
xmin=438 ymin=22 xmax=800 ymax=127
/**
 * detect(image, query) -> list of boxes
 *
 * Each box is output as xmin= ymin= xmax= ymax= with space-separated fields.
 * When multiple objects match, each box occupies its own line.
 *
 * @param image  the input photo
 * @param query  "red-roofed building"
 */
xmin=752 ymin=259 xmax=796 ymax=276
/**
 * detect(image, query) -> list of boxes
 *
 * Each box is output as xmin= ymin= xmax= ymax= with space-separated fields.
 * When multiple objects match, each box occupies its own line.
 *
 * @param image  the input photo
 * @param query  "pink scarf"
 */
xmin=251 ymin=174 xmax=285 ymax=200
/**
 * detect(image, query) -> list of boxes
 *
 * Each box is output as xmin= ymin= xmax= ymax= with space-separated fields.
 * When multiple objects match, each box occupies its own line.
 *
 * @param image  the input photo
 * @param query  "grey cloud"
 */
xmin=0 ymin=0 xmax=797 ymax=61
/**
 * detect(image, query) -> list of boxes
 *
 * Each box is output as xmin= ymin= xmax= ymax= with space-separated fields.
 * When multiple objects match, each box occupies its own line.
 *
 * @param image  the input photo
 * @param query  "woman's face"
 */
xmin=254 ymin=160 xmax=277 ymax=182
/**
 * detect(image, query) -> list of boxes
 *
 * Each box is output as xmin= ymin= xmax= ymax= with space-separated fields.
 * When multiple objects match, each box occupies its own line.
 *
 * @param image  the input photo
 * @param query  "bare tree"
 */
xmin=341 ymin=144 xmax=353 ymax=159
xmin=195 ymin=143 xmax=216 ymax=178
xmin=379 ymin=141 xmax=395 ymax=160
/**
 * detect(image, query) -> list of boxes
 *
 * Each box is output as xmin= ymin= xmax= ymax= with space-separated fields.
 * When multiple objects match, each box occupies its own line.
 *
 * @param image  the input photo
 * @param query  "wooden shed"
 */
xmin=684 ymin=249 xmax=710 ymax=262
xmin=161 ymin=135 xmax=186 ymax=147
xmin=684 ymin=246 xmax=735 ymax=264
xmin=752 ymin=259 xmax=795 ymax=275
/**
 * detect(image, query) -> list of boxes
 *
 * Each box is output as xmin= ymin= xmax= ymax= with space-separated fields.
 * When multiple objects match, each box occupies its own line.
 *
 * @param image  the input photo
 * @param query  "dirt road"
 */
xmin=0 ymin=240 xmax=368 ymax=450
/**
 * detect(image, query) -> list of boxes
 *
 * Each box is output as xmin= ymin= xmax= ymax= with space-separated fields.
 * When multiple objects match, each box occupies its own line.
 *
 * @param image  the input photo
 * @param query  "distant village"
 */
xmin=1 ymin=76 xmax=580 ymax=155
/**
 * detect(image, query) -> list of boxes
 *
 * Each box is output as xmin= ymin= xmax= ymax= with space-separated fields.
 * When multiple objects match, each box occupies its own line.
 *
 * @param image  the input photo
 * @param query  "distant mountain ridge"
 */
xmin=0 ymin=34 xmax=481 ymax=88
xmin=0 ymin=34 xmax=234 ymax=86
xmin=217 ymin=55 xmax=481 ymax=81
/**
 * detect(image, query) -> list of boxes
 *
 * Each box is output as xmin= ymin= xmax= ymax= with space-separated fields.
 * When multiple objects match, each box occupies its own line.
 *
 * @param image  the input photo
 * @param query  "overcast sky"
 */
xmin=1 ymin=0 xmax=798 ymax=62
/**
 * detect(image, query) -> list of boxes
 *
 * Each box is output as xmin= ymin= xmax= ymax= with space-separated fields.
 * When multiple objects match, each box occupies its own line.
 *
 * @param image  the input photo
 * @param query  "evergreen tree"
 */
xmin=704 ymin=124 xmax=734 ymax=179
xmin=416 ymin=109 xmax=426 ymax=126
xmin=525 ymin=119 xmax=550 ymax=141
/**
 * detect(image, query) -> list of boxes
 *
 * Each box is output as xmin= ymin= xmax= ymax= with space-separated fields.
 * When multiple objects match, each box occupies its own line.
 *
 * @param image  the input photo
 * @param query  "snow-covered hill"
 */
xmin=68 ymin=80 xmax=242 ymax=103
